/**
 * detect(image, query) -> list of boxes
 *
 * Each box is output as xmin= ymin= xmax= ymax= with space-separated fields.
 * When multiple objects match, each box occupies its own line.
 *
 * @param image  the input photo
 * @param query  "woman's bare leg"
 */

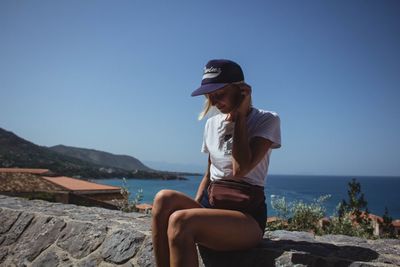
xmin=151 ymin=190 xmax=203 ymax=267
xmin=167 ymin=208 xmax=263 ymax=267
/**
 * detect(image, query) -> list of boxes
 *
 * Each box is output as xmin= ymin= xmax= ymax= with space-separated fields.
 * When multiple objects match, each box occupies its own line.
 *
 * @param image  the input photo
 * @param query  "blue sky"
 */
xmin=1 ymin=0 xmax=399 ymax=176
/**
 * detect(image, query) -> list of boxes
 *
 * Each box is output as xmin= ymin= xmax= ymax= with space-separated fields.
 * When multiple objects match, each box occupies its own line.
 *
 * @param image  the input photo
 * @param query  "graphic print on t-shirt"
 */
xmin=223 ymin=134 xmax=233 ymax=155
xmin=217 ymin=119 xmax=235 ymax=156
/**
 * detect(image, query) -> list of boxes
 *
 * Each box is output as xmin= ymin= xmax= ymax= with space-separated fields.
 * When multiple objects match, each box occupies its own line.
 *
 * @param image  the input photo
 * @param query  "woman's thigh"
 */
xmin=153 ymin=189 xmax=203 ymax=212
xmin=169 ymin=208 xmax=263 ymax=251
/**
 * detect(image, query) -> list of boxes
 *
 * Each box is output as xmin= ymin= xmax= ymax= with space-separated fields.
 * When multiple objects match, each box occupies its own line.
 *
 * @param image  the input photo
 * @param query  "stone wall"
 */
xmin=0 ymin=195 xmax=399 ymax=267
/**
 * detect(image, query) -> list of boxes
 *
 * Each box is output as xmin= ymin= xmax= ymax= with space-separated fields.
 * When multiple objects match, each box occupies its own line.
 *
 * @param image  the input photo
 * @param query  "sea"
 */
xmin=95 ymin=175 xmax=400 ymax=219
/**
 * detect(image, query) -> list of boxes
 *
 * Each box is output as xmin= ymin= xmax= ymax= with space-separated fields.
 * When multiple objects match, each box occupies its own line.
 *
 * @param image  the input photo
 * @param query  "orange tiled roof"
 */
xmin=392 ymin=220 xmax=400 ymax=228
xmin=136 ymin=203 xmax=153 ymax=210
xmin=367 ymin=213 xmax=384 ymax=223
xmin=350 ymin=212 xmax=384 ymax=223
xmin=42 ymin=176 xmax=121 ymax=191
xmin=0 ymin=168 xmax=50 ymax=174
xmin=266 ymin=216 xmax=281 ymax=223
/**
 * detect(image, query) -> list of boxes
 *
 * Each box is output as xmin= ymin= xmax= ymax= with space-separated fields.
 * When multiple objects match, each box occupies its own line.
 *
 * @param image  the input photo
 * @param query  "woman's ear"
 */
xmin=240 ymin=84 xmax=251 ymax=96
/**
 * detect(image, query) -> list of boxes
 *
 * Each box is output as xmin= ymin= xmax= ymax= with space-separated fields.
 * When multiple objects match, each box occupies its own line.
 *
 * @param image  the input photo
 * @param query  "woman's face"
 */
xmin=207 ymin=84 xmax=242 ymax=113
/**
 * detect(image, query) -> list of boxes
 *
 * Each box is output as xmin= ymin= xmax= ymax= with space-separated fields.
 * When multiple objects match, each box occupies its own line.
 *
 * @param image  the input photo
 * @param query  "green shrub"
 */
xmin=270 ymin=195 xmax=290 ymax=220
xmin=319 ymin=200 xmax=373 ymax=238
xmin=270 ymin=194 xmax=330 ymax=233
xmin=325 ymin=178 xmax=375 ymax=238
xmin=288 ymin=195 xmax=330 ymax=233
xmin=381 ymin=207 xmax=396 ymax=238
xmin=112 ymin=177 xmax=144 ymax=212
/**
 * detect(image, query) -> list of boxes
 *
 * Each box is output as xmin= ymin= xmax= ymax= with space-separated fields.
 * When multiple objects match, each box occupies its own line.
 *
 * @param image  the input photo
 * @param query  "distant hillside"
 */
xmin=0 ymin=128 xmax=97 ymax=172
xmin=0 ymin=128 xmax=185 ymax=180
xmin=143 ymin=160 xmax=206 ymax=174
xmin=49 ymin=145 xmax=153 ymax=172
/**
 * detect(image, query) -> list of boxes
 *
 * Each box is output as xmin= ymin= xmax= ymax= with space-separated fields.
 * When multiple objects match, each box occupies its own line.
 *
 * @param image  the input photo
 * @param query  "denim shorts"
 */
xmin=200 ymin=188 xmax=267 ymax=234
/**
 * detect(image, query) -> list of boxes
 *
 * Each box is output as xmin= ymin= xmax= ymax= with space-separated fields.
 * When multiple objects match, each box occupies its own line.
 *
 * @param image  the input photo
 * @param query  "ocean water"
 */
xmin=95 ymin=175 xmax=400 ymax=219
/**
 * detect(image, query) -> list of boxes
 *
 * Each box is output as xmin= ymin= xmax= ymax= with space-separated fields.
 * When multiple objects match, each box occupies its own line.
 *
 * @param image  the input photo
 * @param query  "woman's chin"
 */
xmin=217 ymin=106 xmax=230 ymax=113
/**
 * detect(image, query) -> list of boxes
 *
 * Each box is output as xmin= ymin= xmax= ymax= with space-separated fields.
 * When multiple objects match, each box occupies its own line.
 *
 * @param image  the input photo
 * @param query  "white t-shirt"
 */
xmin=201 ymin=107 xmax=281 ymax=187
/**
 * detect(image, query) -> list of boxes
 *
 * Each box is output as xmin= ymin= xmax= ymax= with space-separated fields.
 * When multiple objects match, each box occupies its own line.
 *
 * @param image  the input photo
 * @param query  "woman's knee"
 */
xmin=167 ymin=210 xmax=194 ymax=245
xmin=152 ymin=189 xmax=178 ymax=216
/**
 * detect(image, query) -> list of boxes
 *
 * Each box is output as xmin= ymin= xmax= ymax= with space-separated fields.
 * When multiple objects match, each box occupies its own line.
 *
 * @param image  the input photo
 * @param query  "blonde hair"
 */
xmin=197 ymin=82 xmax=252 ymax=120
xmin=198 ymin=95 xmax=213 ymax=120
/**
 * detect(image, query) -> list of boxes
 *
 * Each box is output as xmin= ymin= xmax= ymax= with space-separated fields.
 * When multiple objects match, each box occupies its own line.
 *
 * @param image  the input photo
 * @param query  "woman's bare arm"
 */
xmin=231 ymin=87 xmax=273 ymax=178
xmin=232 ymin=133 xmax=272 ymax=178
xmin=194 ymin=155 xmax=211 ymax=203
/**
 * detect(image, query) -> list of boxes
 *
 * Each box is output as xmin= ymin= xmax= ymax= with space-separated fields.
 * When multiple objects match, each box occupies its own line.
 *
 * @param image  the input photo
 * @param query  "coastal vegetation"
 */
xmin=268 ymin=178 xmax=398 ymax=239
xmin=112 ymin=177 xmax=144 ymax=212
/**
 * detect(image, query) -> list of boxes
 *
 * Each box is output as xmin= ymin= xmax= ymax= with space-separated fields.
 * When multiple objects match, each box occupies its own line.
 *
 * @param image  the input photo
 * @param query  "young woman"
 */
xmin=151 ymin=59 xmax=281 ymax=267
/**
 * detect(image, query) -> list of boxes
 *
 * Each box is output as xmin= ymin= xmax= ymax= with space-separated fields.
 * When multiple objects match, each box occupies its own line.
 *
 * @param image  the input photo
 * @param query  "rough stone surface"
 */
xmin=1 ymin=194 xmax=399 ymax=267
xmin=7 ymin=215 xmax=66 ymax=265
xmin=0 ymin=247 xmax=8 ymax=264
xmin=75 ymin=252 xmax=103 ymax=267
xmin=101 ymin=228 xmax=145 ymax=264
xmin=267 ymin=230 xmax=317 ymax=243
xmin=0 ymin=211 xmax=35 ymax=246
xmin=31 ymin=250 xmax=73 ymax=267
xmin=0 ymin=208 xmax=20 ymax=234
xmin=134 ymin=236 xmax=156 ymax=267
xmin=31 ymin=250 xmax=61 ymax=267
xmin=57 ymin=221 xmax=108 ymax=259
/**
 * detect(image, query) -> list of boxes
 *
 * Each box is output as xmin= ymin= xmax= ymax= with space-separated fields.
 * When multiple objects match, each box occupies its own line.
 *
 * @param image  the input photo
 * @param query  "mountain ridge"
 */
xmin=0 ymin=127 xmax=192 ymax=179
xmin=49 ymin=144 xmax=153 ymax=172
